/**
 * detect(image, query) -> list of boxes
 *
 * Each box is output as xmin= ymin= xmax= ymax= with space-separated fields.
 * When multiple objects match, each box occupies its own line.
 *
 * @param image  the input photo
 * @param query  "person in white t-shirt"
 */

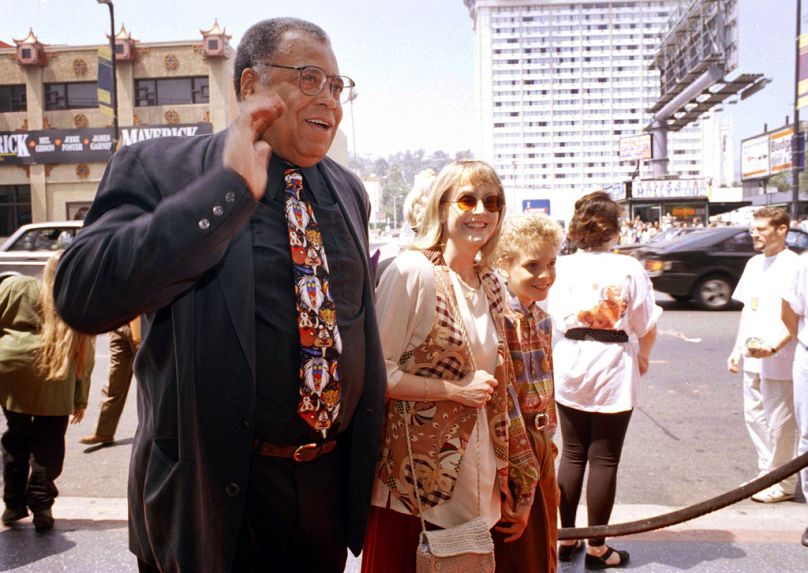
xmin=782 ymin=252 xmax=808 ymax=546
xmin=727 ymin=207 xmax=798 ymax=503
xmin=548 ymin=191 xmax=662 ymax=570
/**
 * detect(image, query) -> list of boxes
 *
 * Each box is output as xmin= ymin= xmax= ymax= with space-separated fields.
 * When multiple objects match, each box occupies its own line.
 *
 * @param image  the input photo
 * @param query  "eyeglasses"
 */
xmin=445 ymin=194 xmax=504 ymax=213
xmin=260 ymin=63 xmax=355 ymax=103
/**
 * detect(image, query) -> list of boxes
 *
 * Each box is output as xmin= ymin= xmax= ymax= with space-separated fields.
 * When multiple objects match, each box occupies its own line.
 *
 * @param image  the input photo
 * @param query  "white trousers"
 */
xmin=742 ymin=370 xmax=798 ymax=493
xmin=793 ymin=344 xmax=808 ymax=499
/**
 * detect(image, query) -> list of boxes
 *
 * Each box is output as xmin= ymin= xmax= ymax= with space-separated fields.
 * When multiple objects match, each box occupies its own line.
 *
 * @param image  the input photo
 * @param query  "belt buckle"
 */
xmin=293 ymin=443 xmax=319 ymax=463
xmin=534 ymin=413 xmax=548 ymax=431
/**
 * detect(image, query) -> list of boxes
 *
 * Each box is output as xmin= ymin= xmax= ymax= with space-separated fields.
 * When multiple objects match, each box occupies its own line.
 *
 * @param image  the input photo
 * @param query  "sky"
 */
xmin=1 ymin=0 xmax=803 ymax=164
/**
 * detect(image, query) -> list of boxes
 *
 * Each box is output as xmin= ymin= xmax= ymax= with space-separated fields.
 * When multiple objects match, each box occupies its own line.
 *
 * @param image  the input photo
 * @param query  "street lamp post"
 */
xmin=97 ymin=0 xmax=119 ymax=147
xmin=347 ymin=91 xmax=358 ymax=164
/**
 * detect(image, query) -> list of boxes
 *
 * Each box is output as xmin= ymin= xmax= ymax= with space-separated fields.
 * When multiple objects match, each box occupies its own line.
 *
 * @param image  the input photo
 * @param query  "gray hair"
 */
xmin=233 ymin=18 xmax=330 ymax=101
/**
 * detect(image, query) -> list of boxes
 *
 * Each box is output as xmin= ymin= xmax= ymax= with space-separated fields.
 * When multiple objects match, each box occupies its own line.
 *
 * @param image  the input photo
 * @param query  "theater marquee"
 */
xmin=0 ymin=123 xmax=213 ymax=165
xmin=0 ymin=128 xmax=115 ymax=165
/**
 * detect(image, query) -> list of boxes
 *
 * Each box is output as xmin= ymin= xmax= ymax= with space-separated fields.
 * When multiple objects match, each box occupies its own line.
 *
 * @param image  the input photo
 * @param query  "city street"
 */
xmin=1 ymin=295 xmax=807 ymax=571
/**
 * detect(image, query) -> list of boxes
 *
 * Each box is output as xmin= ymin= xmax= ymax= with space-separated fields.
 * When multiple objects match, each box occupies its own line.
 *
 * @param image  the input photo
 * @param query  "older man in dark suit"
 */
xmin=54 ymin=17 xmax=386 ymax=573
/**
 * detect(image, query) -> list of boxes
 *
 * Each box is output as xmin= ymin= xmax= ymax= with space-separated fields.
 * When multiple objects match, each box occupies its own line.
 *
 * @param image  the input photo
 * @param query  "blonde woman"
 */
xmin=0 ymin=254 xmax=94 ymax=532
xmin=363 ymin=160 xmax=540 ymax=572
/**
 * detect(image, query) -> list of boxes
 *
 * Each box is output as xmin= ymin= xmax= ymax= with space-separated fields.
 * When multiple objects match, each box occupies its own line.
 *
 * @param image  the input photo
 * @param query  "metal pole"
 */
xmin=99 ymin=0 xmax=119 ymax=148
xmin=792 ymin=0 xmax=802 ymax=220
xmin=347 ymin=92 xmax=358 ymax=164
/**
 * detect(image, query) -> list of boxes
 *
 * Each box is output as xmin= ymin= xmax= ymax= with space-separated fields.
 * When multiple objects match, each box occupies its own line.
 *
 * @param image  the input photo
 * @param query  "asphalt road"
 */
xmin=2 ymin=294 xmax=807 ymax=572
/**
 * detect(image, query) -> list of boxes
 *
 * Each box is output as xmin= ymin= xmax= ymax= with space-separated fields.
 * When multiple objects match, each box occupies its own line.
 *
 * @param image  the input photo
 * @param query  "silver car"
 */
xmin=0 ymin=221 xmax=83 ymax=282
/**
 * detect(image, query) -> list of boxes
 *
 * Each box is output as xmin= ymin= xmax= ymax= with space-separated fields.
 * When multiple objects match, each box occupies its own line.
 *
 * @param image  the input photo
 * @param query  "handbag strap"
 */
xmin=402 ymin=266 xmax=484 ymax=534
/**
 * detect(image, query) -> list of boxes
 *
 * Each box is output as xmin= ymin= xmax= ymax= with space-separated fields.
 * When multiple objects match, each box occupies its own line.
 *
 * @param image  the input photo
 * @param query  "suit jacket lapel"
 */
xmin=318 ymin=161 xmax=370 ymax=277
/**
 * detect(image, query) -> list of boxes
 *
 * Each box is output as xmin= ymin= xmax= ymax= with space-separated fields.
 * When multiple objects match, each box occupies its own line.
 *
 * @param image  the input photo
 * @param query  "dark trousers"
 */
xmin=96 ymin=326 xmax=137 ymax=438
xmin=139 ymin=446 xmax=348 ymax=573
xmin=1 ymin=408 xmax=69 ymax=512
xmin=556 ymin=403 xmax=632 ymax=546
xmin=234 ymin=447 xmax=348 ymax=572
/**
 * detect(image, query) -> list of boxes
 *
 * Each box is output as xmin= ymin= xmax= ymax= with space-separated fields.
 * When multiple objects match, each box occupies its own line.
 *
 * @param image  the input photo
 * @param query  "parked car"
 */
xmin=0 ymin=222 xmax=82 ymax=282
xmin=613 ymin=226 xmax=699 ymax=256
xmin=639 ymin=226 xmax=808 ymax=310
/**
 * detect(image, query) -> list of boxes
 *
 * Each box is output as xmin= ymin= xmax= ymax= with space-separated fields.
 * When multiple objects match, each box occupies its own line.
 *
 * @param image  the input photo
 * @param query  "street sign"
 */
xmin=522 ymin=199 xmax=550 ymax=215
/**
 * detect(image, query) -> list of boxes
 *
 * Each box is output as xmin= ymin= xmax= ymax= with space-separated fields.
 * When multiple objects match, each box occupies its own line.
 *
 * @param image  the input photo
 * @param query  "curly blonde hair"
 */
xmin=497 ymin=213 xmax=563 ymax=268
xmin=36 ymin=254 xmax=93 ymax=382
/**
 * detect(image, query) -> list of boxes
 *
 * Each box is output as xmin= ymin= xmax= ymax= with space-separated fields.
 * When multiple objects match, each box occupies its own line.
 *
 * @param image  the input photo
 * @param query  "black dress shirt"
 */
xmin=251 ymin=155 xmax=365 ymax=444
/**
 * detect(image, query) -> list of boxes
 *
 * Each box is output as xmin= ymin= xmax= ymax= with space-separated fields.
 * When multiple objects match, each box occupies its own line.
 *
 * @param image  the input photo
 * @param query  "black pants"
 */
xmin=1 ymin=408 xmax=69 ymax=512
xmin=138 ymin=446 xmax=348 ymax=573
xmin=556 ymin=403 xmax=632 ymax=546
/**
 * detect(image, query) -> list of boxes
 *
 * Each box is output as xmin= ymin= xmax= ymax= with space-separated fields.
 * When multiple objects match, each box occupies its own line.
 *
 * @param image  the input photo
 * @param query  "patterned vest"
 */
xmin=376 ymin=250 xmax=539 ymax=514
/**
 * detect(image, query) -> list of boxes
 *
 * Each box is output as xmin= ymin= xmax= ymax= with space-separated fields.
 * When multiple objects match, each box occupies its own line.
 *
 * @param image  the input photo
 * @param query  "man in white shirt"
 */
xmin=727 ymin=207 xmax=798 ymax=503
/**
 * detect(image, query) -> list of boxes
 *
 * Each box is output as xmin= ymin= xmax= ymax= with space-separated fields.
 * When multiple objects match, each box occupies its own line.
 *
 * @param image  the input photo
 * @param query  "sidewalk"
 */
xmin=1 ymin=498 xmax=805 ymax=572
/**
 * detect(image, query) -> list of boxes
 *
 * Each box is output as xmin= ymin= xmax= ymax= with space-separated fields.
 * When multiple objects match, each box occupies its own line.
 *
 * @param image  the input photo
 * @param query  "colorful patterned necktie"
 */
xmin=283 ymin=168 xmax=342 ymax=438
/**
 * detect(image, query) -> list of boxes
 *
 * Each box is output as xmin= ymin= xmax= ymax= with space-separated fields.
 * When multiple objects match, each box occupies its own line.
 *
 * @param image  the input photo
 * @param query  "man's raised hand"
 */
xmin=223 ymin=93 xmax=287 ymax=200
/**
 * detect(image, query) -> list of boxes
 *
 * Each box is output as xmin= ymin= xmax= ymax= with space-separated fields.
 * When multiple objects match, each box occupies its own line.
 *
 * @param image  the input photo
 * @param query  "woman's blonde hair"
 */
xmin=36 ymin=254 xmax=93 ymax=382
xmin=412 ymin=160 xmax=506 ymax=269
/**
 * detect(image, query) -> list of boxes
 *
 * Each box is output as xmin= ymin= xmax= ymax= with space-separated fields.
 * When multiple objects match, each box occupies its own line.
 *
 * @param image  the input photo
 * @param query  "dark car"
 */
xmin=638 ymin=226 xmax=808 ymax=310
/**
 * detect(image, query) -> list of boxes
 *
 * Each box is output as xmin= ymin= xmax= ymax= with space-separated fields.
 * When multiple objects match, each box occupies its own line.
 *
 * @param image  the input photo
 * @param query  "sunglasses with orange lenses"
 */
xmin=447 ymin=194 xmax=504 ymax=213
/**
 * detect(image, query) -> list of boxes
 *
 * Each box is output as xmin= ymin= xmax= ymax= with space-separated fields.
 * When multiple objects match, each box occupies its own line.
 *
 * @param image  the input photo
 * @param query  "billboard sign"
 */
xmin=769 ymin=127 xmax=794 ymax=175
xmin=0 ymin=128 xmax=115 ymax=165
xmin=97 ymin=46 xmax=114 ymax=118
xmin=799 ymin=34 xmax=808 ymax=110
xmin=619 ymin=134 xmax=652 ymax=162
xmin=741 ymin=134 xmax=771 ymax=180
xmin=522 ymin=199 xmax=550 ymax=215
xmin=632 ymin=178 xmax=710 ymax=199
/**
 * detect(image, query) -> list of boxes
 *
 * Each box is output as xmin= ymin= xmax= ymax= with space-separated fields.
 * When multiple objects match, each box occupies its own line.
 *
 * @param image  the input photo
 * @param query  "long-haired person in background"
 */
xmin=363 ymin=160 xmax=540 ymax=572
xmin=548 ymin=191 xmax=661 ymax=569
xmin=0 ymin=254 xmax=95 ymax=532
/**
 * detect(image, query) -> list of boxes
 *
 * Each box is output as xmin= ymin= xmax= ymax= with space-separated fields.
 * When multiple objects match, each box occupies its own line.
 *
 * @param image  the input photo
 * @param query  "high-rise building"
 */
xmin=463 ymin=0 xmax=729 ymax=220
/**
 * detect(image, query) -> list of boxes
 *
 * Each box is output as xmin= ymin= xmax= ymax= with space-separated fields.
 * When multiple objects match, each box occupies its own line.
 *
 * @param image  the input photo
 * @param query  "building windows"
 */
xmin=44 ymin=82 xmax=97 ymax=110
xmin=135 ymin=77 xmax=209 ymax=106
xmin=0 ymin=85 xmax=27 ymax=112
xmin=0 ymin=185 xmax=32 ymax=237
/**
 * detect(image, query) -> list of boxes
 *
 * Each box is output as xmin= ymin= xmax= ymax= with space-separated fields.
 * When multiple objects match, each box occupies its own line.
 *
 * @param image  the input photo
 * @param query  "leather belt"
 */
xmin=252 ymin=439 xmax=337 ymax=463
xmin=565 ymin=327 xmax=628 ymax=344
xmin=528 ymin=412 xmax=549 ymax=431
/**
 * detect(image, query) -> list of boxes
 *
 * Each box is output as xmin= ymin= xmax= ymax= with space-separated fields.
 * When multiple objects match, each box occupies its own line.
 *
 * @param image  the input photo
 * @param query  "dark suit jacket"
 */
xmin=54 ymin=131 xmax=387 ymax=572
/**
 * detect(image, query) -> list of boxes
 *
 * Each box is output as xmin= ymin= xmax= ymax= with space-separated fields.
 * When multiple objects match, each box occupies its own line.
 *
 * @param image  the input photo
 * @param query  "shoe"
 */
xmin=751 ymin=487 xmax=794 ymax=503
xmin=1 ymin=506 xmax=28 ymax=525
xmin=585 ymin=546 xmax=630 ymax=570
xmin=33 ymin=508 xmax=54 ymax=532
xmin=558 ymin=540 xmax=584 ymax=561
xmin=79 ymin=434 xmax=114 ymax=445
xmin=801 ymin=526 xmax=808 ymax=547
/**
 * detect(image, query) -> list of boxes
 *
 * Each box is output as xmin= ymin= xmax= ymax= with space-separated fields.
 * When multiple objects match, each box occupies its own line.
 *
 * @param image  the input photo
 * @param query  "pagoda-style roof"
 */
xmin=201 ymin=19 xmax=231 ymax=40
xmin=13 ymin=28 xmax=42 ymax=46
xmin=113 ymin=23 xmax=137 ymax=42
